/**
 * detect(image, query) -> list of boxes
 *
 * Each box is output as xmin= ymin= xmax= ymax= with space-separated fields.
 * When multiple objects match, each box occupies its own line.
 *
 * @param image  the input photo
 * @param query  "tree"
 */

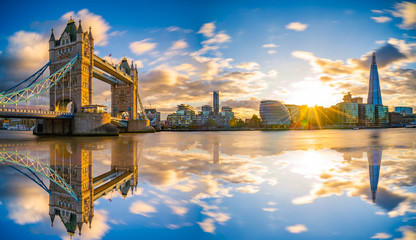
xmin=249 ymin=114 xmax=261 ymax=128
xmin=229 ymin=117 xmax=244 ymax=128
xmin=204 ymin=119 xmax=217 ymax=128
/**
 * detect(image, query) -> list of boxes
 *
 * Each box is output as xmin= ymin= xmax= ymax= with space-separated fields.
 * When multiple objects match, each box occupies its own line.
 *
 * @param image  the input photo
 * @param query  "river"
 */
xmin=0 ymin=129 xmax=415 ymax=239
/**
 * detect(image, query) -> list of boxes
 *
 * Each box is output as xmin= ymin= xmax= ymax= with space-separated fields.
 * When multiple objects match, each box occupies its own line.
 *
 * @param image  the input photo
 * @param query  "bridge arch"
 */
xmin=55 ymin=98 xmax=76 ymax=113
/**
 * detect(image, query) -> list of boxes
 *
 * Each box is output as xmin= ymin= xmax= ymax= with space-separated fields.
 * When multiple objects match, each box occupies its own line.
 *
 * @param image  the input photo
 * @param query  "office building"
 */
xmin=394 ymin=107 xmax=413 ymax=116
xmin=260 ymin=100 xmax=291 ymax=126
xmin=213 ymin=91 xmax=219 ymax=116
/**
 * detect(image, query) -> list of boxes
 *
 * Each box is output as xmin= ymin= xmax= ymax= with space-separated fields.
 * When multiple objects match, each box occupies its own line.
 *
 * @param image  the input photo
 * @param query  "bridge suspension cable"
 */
xmin=1 ymin=61 xmax=50 ymax=95
xmin=0 ymin=150 xmax=79 ymax=202
xmin=0 ymin=54 xmax=79 ymax=106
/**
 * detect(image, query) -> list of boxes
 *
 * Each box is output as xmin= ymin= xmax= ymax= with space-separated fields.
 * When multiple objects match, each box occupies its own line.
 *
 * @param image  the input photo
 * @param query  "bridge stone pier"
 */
xmin=33 ymin=17 xmax=153 ymax=136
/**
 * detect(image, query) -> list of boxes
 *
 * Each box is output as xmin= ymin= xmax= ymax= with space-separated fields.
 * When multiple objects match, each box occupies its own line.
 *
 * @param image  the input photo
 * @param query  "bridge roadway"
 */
xmin=93 ymin=55 xmax=132 ymax=84
xmin=0 ymin=108 xmax=73 ymax=119
xmin=93 ymin=171 xmax=133 ymax=201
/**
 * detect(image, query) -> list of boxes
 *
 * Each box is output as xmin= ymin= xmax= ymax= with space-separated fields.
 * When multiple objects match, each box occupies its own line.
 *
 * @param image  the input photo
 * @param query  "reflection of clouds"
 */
xmin=396 ymin=226 xmax=416 ymax=240
xmin=371 ymin=232 xmax=392 ymax=239
xmin=129 ymin=201 xmax=157 ymax=217
xmin=281 ymin=147 xmax=416 ymax=219
xmin=286 ymin=224 xmax=308 ymax=234
xmin=0 ymin=167 xmax=49 ymax=225
xmin=60 ymin=210 xmax=110 ymax=240
xmin=8 ymin=184 xmax=49 ymax=224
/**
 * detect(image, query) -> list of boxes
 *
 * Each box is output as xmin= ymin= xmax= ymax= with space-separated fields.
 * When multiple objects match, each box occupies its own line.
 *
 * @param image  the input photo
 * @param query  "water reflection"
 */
xmin=0 ymin=129 xmax=415 ymax=239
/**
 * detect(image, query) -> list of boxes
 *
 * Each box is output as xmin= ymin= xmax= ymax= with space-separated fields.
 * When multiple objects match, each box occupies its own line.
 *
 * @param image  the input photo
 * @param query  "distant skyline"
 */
xmin=0 ymin=0 xmax=415 ymax=118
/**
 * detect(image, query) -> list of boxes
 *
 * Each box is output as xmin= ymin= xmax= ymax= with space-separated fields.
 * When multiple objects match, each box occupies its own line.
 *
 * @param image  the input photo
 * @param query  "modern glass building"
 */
xmin=367 ymin=52 xmax=382 ymax=105
xmin=213 ymin=91 xmax=219 ymax=116
xmin=394 ymin=107 xmax=413 ymax=116
xmin=259 ymin=100 xmax=291 ymax=126
xmin=336 ymin=102 xmax=359 ymax=126
xmin=358 ymin=104 xmax=375 ymax=126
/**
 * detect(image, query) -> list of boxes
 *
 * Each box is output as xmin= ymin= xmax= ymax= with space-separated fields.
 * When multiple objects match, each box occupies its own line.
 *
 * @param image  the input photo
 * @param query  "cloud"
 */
xmin=202 ymin=31 xmax=231 ymax=45
xmin=286 ymin=224 xmax=308 ymax=234
xmin=286 ymin=22 xmax=308 ymax=31
xmin=376 ymin=40 xmax=386 ymax=44
xmin=129 ymin=38 xmax=157 ymax=55
xmin=198 ymin=22 xmax=216 ymax=37
xmin=197 ymin=218 xmax=215 ymax=233
xmin=262 ymin=208 xmax=278 ymax=212
xmin=267 ymin=50 xmax=277 ymax=55
xmin=235 ymin=62 xmax=260 ymax=70
xmin=262 ymin=43 xmax=278 ymax=48
xmin=372 ymin=10 xmax=384 ymax=14
xmin=170 ymin=205 xmax=188 ymax=216
xmin=371 ymin=232 xmax=392 ymax=239
xmin=170 ymin=39 xmax=188 ymax=50
xmin=392 ymin=1 xmax=416 ymax=29
xmin=371 ymin=16 xmax=393 ymax=23
xmin=129 ymin=201 xmax=157 ymax=217
xmin=236 ymin=185 xmax=260 ymax=193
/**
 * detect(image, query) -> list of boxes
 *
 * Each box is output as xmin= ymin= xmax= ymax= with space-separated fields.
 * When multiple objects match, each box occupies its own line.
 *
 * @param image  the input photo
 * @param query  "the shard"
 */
xmin=367 ymin=52 xmax=382 ymax=105
xmin=367 ymin=148 xmax=382 ymax=203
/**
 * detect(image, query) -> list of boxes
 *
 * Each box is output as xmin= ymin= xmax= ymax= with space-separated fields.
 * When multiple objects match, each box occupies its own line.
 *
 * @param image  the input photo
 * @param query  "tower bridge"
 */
xmin=0 ymin=17 xmax=153 ymax=135
xmin=0 ymin=137 xmax=142 ymax=237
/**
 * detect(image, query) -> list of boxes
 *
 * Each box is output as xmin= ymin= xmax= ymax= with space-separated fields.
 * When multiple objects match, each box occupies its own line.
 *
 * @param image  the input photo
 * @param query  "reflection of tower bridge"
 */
xmin=0 ymin=137 xmax=141 ymax=237
xmin=0 ymin=17 xmax=152 ymax=135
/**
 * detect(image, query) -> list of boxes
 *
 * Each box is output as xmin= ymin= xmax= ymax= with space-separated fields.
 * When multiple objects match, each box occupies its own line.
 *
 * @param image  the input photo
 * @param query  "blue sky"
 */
xmin=0 ymin=0 xmax=415 ymax=118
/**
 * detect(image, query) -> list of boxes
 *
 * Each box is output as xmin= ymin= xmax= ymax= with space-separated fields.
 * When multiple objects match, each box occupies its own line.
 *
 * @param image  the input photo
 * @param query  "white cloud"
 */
xmin=267 ymin=50 xmax=277 ymax=55
xmin=236 ymin=62 xmax=260 ymax=70
xmin=129 ymin=201 xmax=157 ymax=217
xmin=166 ymin=26 xmax=179 ymax=32
xmin=392 ymin=1 xmax=416 ymax=29
xmin=262 ymin=43 xmax=278 ymax=48
xmin=6 ymin=31 xmax=48 ymax=70
xmin=198 ymin=22 xmax=216 ymax=37
xmin=372 ymin=10 xmax=384 ymax=14
xmin=198 ymin=218 xmax=215 ymax=233
xmin=170 ymin=39 xmax=188 ymax=50
xmin=170 ymin=206 xmax=188 ymax=216
xmin=129 ymin=38 xmax=157 ymax=55
xmin=286 ymin=224 xmax=308 ymax=234
xmin=267 ymin=201 xmax=277 ymax=206
xmin=376 ymin=40 xmax=386 ymax=44
xmin=236 ymin=185 xmax=260 ymax=193
xmin=286 ymin=22 xmax=308 ymax=31
xmin=371 ymin=232 xmax=392 ymax=239
xmin=262 ymin=208 xmax=278 ymax=212
xmin=371 ymin=16 xmax=392 ymax=23
xmin=202 ymin=31 xmax=231 ymax=45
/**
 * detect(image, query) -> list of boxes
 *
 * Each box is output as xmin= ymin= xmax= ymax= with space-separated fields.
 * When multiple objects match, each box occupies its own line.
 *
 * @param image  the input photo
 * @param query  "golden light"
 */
xmin=285 ymin=80 xmax=340 ymax=107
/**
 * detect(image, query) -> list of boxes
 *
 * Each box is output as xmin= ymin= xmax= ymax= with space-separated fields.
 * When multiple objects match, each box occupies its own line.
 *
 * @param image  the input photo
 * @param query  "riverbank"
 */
xmin=160 ymin=126 xmax=400 ymax=132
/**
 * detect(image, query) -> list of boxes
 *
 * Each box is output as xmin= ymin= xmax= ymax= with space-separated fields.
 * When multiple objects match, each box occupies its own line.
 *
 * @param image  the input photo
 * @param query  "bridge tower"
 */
xmin=49 ymin=17 xmax=94 ymax=113
xmin=48 ymin=141 xmax=94 ymax=237
xmin=111 ymin=58 xmax=138 ymax=120
xmin=111 ymin=137 xmax=139 ymax=197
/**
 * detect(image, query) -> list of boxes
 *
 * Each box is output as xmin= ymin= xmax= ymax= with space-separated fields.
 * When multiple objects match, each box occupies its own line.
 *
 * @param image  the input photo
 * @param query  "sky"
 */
xmin=0 ymin=0 xmax=415 ymax=119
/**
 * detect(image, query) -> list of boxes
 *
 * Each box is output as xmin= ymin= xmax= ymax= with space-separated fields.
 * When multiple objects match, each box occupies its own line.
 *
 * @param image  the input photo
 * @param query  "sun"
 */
xmin=286 ymin=80 xmax=340 ymax=107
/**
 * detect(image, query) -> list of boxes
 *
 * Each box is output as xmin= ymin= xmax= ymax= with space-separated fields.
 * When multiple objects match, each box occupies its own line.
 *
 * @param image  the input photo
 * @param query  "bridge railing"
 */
xmin=0 ymin=107 xmax=73 ymax=117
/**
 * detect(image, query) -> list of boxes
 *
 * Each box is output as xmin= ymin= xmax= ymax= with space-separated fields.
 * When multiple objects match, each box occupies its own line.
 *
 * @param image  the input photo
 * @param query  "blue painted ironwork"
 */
xmin=0 ymin=54 xmax=79 ymax=105
xmin=0 ymin=150 xmax=78 ymax=202
xmin=1 ymin=61 xmax=50 ymax=94
xmin=7 ymin=165 xmax=50 ymax=194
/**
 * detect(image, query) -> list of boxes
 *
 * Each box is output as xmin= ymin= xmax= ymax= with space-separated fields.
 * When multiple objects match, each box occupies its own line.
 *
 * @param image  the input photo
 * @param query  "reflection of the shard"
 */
xmin=1 ymin=137 xmax=142 ymax=238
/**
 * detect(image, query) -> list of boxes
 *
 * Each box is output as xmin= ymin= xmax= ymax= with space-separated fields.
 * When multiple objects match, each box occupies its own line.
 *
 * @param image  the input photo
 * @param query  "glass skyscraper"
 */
xmin=213 ymin=91 xmax=219 ymax=116
xmin=367 ymin=52 xmax=382 ymax=105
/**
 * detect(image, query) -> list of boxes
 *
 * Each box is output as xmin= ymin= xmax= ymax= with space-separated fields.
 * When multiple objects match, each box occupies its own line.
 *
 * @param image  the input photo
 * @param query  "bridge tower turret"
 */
xmin=111 ymin=58 xmax=138 ymax=120
xmin=49 ymin=17 xmax=94 ymax=113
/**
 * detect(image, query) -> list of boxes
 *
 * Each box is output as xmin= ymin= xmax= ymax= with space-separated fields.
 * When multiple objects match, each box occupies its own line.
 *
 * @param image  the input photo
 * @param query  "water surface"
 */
xmin=0 ymin=129 xmax=415 ymax=239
